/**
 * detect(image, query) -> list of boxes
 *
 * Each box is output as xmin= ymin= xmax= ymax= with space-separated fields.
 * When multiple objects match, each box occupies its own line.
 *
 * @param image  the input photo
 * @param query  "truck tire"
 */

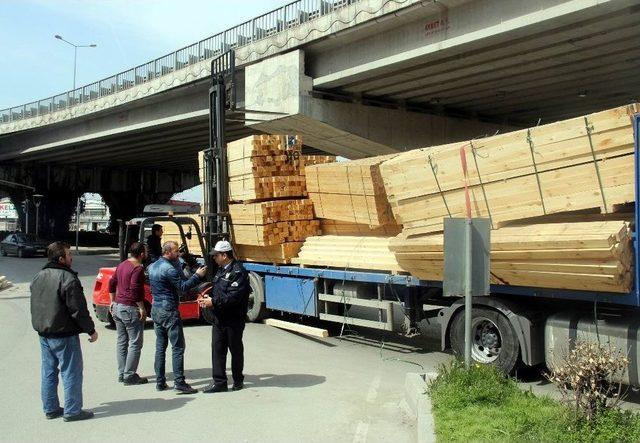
xmin=246 ymin=271 xmax=267 ymax=322
xmin=450 ymin=306 xmax=520 ymax=375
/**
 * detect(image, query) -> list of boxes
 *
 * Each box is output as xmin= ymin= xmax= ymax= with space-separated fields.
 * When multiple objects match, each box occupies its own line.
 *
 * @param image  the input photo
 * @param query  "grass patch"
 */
xmin=428 ymin=361 xmax=640 ymax=442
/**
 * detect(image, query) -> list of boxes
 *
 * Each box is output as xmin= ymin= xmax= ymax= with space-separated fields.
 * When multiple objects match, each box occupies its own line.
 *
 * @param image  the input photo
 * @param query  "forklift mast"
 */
xmin=203 ymin=50 xmax=236 ymax=257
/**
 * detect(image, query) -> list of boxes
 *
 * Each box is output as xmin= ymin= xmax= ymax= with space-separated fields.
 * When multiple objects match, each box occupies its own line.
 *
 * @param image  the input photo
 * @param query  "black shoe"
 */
xmin=202 ymin=383 xmax=228 ymax=394
xmin=123 ymin=373 xmax=149 ymax=385
xmin=156 ymin=382 xmax=169 ymax=391
xmin=63 ymin=410 xmax=94 ymax=422
xmin=232 ymin=383 xmax=243 ymax=391
xmin=118 ymin=374 xmax=124 ymax=383
xmin=174 ymin=382 xmax=198 ymax=394
xmin=45 ymin=407 xmax=64 ymax=419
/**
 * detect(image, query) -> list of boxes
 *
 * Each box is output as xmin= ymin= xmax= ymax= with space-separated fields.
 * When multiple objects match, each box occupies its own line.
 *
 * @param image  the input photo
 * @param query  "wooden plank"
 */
xmin=264 ymin=318 xmax=329 ymax=338
xmin=318 ymin=313 xmax=393 ymax=331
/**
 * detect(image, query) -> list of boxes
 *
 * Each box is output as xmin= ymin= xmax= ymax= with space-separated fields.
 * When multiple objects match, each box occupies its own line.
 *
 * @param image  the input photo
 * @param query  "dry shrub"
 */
xmin=547 ymin=341 xmax=629 ymax=421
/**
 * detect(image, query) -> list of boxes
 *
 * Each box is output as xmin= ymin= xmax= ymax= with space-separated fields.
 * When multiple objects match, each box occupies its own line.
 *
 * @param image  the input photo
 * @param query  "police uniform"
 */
xmin=210 ymin=259 xmax=250 ymax=388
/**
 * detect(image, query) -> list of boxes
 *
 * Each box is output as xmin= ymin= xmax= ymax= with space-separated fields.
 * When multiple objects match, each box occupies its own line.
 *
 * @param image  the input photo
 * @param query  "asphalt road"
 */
xmin=0 ymin=253 xmax=451 ymax=443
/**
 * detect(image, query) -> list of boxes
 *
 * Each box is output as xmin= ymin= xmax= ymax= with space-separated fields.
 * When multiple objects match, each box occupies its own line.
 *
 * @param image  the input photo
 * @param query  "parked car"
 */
xmin=0 ymin=233 xmax=48 ymax=258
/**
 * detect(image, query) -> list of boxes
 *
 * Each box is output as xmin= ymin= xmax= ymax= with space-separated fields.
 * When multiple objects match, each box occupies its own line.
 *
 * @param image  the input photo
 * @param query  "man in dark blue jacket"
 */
xmin=199 ymin=240 xmax=250 ymax=393
xmin=148 ymin=240 xmax=206 ymax=394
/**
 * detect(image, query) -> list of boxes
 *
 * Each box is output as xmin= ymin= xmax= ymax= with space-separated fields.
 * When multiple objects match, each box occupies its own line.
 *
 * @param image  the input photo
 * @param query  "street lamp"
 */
xmin=54 ymin=34 xmax=97 ymax=90
xmin=32 ymin=194 xmax=43 ymax=237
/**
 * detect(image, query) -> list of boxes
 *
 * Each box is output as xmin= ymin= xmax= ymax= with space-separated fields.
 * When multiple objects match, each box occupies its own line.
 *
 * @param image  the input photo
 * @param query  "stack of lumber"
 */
xmin=158 ymin=215 xmax=202 ymax=254
xmin=0 ymin=276 xmax=13 ymax=292
xmin=320 ymin=219 xmax=402 ymax=237
xmin=292 ymin=235 xmax=406 ymax=272
xmin=306 ymin=155 xmax=398 ymax=227
xmin=380 ymin=104 xmax=638 ymax=237
xmin=236 ymin=243 xmax=304 ymax=265
xmin=226 ymin=135 xmax=334 ymax=263
xmin=390 ymin=221 xmax=632 ymax=293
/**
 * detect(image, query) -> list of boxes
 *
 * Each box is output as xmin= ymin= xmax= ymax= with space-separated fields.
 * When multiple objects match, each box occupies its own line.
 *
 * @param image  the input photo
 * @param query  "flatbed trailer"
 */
xmin=202 ymin=51 xmax=640 ymax=379
xmin=232 ymin=115 xmax=640 ymax=379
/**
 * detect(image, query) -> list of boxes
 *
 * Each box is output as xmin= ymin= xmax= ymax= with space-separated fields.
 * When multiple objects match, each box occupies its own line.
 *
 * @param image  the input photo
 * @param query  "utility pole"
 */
xmin=75 ymin=197 xmax=81 ymax=251
xmin=33 ymin=194 xmax=43 ymax=237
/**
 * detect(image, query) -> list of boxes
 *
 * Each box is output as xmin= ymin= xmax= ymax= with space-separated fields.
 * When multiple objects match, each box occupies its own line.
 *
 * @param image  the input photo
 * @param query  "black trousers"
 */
xmin=212 ymin=322 xmax=245 ymax=386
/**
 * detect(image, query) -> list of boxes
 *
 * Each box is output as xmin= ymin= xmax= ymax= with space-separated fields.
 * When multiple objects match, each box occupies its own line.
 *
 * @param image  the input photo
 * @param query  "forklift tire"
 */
xmin=450 ymin=306 xmax=520 ymax=375
xmin=246 ymin=272 xmax=267 ymax=323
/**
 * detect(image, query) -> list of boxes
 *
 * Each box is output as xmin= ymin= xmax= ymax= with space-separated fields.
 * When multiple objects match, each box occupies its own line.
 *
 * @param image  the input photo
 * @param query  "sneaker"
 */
xmin=232 ymin=383 xmax=244 ymax=391
xmin=63 ymin=410 xmax=94 ymax=422
xmin=156 ymin=382 xmax=169 ymax=391
xmin=174 ymin=382 xmax=198 ymax=394
xmin=202 ymin=383 xmax=228 ymax=394
xmin=118 ymin=374 xmax=124 ymax=383
xmin=123 ymin=373 xmax=148 ymax=385
xmin=45 ymin=407 xmax=64 ymax=419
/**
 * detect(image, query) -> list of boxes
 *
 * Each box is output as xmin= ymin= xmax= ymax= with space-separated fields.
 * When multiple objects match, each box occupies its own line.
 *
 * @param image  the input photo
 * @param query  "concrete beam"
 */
xmin=245 ymin=49 xmax=510 ymax=158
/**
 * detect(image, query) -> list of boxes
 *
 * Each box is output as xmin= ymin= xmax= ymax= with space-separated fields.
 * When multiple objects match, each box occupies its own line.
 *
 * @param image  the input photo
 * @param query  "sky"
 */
xmin=0 ymin=0 xmax=287 ymax=109
xmin=1 ymin=0 xmax=288 ymax=203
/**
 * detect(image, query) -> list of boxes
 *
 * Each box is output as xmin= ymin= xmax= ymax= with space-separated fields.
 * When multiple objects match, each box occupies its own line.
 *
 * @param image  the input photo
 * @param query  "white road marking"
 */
xmin=353 ymin=421 xmax=370 ymax=443
xmin=366 ymin=374 xmax=381 ymax=403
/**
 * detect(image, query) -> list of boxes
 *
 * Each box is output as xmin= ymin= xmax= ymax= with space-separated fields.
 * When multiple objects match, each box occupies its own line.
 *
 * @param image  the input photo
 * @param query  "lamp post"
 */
xmin=54 ymin=35 xmax=97 ymax=90
xmin=32 ymin=194 xmax=43 ymax=237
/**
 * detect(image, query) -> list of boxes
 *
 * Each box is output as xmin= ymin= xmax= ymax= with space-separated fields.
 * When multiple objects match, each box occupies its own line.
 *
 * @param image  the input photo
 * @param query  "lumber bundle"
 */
xmin=0 ymin=276 xmax=13 ymax=292
xmin=230 ymin=220 xmax=321 ymax=246
xmin=226 ymin=135 xmax=332 ymax=261
xmin=157 ymin=215 xmax=202 ymax=254
xmin=292 ymin=235 xmax=406 ymax=272
xmin=320 ymin=219 xmax=402 ymax=237
xmin=227 ymin=135 xmax=336 ymax=202
xmin=390 ymin=221 xmax=632 ymax=293
xmin=229 ymin=199 xmax=314 ymax=225
xmin=380 ymin=104 xmax=638 ymax=236
xmin=235 ymin=242 xmax=303 ymax=265
xmin=306 ymin=155 xmax=398 ymax=227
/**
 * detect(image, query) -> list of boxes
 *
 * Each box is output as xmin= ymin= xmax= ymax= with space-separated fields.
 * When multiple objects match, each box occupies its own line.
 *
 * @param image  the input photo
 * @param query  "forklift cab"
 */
xmin=120 ymin=216 xmax=211 ymax=271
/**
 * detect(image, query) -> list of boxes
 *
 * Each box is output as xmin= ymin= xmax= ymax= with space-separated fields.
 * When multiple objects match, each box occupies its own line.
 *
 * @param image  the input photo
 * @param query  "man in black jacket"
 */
xmin=31 ymin=241 xmax=98 ymax=422
xmin=198 ymin=240 xmax=250 ymax=393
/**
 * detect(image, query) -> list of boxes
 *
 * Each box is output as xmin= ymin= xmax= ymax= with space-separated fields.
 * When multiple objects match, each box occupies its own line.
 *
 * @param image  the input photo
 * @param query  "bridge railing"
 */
xmin=0 ymin=0 xmax=361 ymax=125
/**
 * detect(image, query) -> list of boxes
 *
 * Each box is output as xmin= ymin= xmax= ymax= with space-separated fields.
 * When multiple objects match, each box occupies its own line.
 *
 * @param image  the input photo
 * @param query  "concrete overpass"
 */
xmin=1 ymin=0 xmax=638 ymax=235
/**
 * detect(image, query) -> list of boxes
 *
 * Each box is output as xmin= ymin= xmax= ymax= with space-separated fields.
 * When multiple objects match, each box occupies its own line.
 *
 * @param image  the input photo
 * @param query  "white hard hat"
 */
xmin=213 ymin=240 xmax=233 ymax=253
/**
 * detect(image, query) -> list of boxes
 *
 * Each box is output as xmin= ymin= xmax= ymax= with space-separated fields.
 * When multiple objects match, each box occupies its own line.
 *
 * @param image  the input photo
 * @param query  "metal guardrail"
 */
xmin=0 ymin=0 xmax=360 ymax=124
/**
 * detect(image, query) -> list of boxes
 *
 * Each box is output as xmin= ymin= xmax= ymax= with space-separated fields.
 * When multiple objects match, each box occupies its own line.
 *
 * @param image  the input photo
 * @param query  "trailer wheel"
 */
xmin=450 ymin=307 xmax=520 ymax=374
xmin=246 ymin=272 xmax=267 ymax=322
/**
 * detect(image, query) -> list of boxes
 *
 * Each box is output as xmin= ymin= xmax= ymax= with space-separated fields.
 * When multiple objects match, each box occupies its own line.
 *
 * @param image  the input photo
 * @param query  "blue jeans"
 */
xmin=151 ymin=307 xmax=185 ymax=384
xmin=39 ymin=335 xmax=83 ymax=417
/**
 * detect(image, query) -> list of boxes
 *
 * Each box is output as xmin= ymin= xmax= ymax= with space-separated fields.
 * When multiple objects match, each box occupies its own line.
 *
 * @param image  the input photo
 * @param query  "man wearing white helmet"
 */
xmin=198 ymin=240 xmax=251 ymax=393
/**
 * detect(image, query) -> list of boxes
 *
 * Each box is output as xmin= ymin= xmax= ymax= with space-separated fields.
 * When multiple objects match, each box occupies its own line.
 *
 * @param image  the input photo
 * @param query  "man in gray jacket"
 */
xmin=31 ymin=241 xmax=98 ymax=422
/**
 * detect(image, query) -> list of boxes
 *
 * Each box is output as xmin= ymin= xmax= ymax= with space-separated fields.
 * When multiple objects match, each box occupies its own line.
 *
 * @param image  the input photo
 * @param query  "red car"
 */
xmin=92 ymin=216 xmax=211 ymax=326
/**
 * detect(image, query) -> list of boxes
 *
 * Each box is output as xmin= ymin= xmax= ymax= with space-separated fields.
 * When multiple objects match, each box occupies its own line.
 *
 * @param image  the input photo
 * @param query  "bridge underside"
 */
xmin=1 ymin=0 xmax=638 ymax=235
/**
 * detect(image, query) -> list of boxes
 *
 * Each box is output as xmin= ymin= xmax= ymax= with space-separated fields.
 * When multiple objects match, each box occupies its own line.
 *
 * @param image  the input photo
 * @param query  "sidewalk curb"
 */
xmin=404 ymin=372 xmax=437 ymax=443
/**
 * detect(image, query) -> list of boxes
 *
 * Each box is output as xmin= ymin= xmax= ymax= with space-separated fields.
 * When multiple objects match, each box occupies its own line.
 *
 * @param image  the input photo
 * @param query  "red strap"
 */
xmin=459 ymin=144 xmax=472 ymax=219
